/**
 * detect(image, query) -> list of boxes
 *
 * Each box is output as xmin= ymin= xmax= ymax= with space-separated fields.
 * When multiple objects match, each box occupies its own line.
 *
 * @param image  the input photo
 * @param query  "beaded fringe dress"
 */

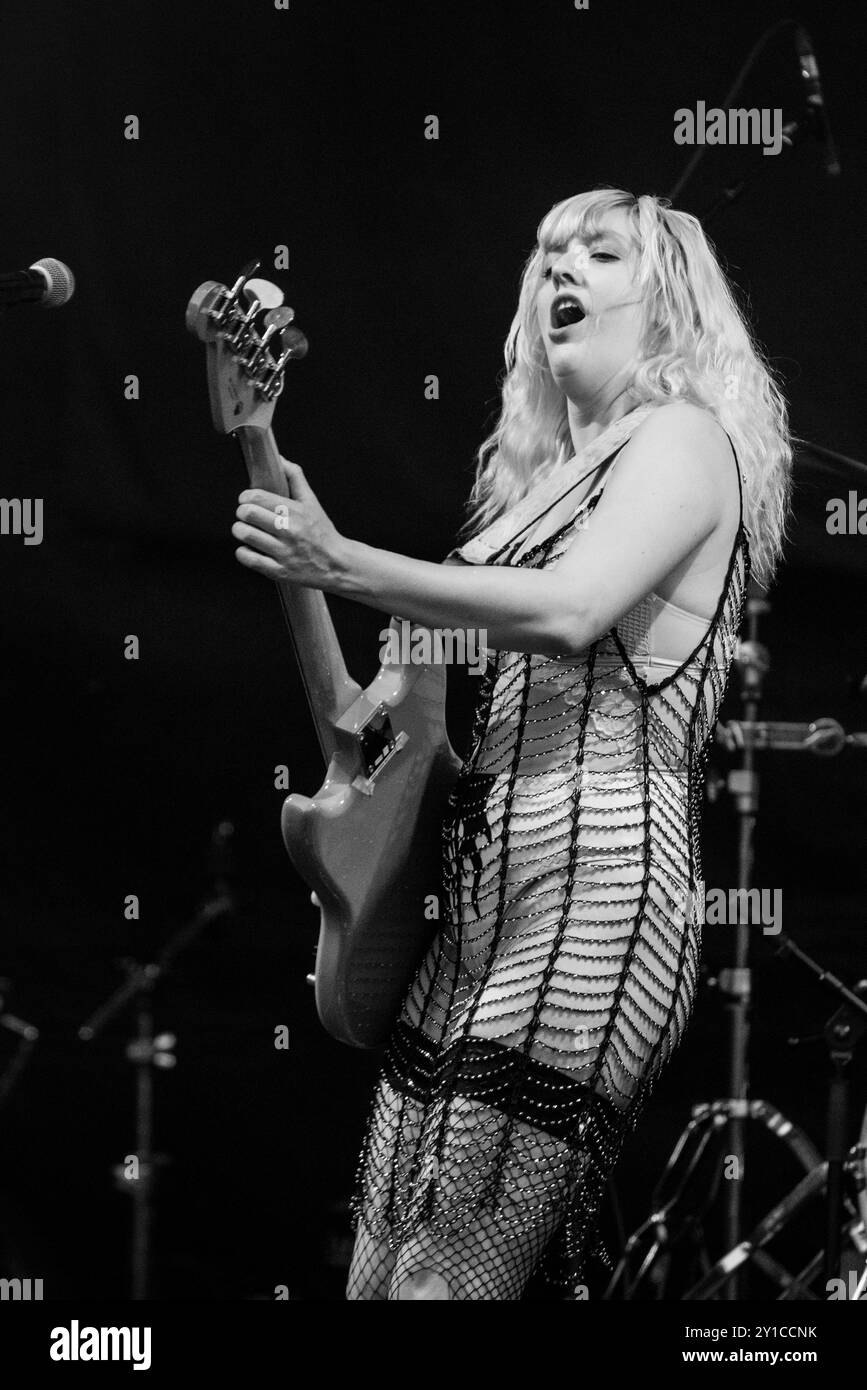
xmin=348 ymin=408 xmax=750 ymax=1300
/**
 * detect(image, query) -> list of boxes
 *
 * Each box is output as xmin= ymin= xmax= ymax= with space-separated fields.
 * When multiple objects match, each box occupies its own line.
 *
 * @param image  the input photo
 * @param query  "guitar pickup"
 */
xmin=351 ymin=706 xmax=408 ymax=795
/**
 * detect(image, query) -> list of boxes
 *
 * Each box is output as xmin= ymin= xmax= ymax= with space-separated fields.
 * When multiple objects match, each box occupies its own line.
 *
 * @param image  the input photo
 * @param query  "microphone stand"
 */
xmin=0 ymin=981 xmax=40 ymax=1108
xmin=79 ymin=958 xmax=173 ymax=1302
xmin=0 ymin=984 xmax=40 ymax=1277
xmin=77 ymin=821 xmax=237 ymax=1300
xmin=697 ymin=108 xmax=829 ymax=227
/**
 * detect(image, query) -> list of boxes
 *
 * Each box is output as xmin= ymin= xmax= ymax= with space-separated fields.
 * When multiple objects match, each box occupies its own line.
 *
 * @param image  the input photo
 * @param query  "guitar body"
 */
xmin=282 ymin=647 xmax=460 ymax=1048
xmin=188 ymin=264 xmax=461 ymax=1049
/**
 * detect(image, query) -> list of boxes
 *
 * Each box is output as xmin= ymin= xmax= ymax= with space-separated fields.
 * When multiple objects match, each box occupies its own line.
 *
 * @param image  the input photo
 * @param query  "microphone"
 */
xmin=795 ymin=26 xmax=841 ymax=177
xmin=0 ymin=257 xmax=76 ymax=309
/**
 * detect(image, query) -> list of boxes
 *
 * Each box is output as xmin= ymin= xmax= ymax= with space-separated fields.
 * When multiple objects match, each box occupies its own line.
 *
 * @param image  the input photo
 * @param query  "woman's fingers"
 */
xmin=236 ymin=500 xmax=284 ymax=532
xmin=231 ymin=519 xmax=286 ymax=562
xmin=234 ymin=544 xmax=285 ymax=579
xmin=238 ymin=489 xmax=298 ymax=518
xmin=310 ymin=891 xmax=321 ymax=908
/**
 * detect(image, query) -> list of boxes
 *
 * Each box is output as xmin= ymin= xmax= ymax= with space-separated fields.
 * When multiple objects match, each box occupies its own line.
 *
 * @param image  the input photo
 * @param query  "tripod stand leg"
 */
xmin=683 ymin=1164 xmax=827 ymax=1299
xmin=604 ymin=1222 xmax=667 ymax=1299
xmin=604 ymin=1110 xmax=725 ymax=1299
xmin=751 ymin=1248 xmax=821 ymax=1300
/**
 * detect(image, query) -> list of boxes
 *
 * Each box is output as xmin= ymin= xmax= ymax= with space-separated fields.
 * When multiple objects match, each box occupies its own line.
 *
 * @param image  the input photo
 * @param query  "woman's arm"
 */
xmin=233 ymin=402 xmax=730 ymax=657
xmin=336 ymin=540 xmax=593 ymax=655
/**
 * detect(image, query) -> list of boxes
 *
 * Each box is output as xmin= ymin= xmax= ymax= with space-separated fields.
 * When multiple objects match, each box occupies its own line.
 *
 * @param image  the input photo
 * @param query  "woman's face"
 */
xmin=536 ymin=207 xmax=643 ymax=407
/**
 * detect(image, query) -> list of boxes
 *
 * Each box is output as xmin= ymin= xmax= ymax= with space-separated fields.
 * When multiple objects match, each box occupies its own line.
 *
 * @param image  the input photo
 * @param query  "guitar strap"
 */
xmin=445 ymin=402 xmax=656 ymax=566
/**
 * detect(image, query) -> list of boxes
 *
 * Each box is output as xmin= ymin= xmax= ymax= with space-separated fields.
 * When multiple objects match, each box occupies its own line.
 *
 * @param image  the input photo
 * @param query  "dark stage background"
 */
xmin=0 ymin=0 xmax=865 ymax=1301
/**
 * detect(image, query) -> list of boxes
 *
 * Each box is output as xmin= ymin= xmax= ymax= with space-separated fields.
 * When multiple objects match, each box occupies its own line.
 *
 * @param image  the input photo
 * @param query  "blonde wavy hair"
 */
xmin=463 ymin=188 xmax=793 ymax=586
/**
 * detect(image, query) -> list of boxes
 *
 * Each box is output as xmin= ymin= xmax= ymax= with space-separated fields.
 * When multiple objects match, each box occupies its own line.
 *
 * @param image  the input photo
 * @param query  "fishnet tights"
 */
xmin=347 ymin=1081 xmax=582 ymax=1300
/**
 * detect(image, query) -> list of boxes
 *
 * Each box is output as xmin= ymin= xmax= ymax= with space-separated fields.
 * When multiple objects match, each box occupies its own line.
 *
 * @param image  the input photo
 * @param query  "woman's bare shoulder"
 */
xmin=629 ymin=400 xmax=732 ymax=464
xmin=597 ymin=400 xmax=735 ymax=541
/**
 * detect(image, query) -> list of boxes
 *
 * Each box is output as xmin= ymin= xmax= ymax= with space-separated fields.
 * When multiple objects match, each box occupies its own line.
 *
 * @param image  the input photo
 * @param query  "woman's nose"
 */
xmin=552 ymin=251 xmax=588 ymax=287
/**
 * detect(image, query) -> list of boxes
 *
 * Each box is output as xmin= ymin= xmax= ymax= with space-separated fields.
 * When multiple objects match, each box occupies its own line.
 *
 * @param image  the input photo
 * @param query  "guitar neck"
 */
xmin=234 ymin=424 xmax=360 ymax=763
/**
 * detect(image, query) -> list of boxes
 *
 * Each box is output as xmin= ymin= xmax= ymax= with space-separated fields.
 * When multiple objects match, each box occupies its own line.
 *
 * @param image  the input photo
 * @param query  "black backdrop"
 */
xmin=0 ymin=0 xmax=864 ymax=1300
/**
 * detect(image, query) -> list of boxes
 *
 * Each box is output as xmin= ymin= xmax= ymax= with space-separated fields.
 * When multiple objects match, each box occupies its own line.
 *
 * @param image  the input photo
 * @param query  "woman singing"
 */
xmin=231 ymin=188 xmax=792 ymax=1300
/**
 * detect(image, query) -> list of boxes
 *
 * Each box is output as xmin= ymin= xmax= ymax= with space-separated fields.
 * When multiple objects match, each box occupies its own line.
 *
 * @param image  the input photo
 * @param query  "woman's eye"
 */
xmin=542 ymin=253 xmax=617 ymax=277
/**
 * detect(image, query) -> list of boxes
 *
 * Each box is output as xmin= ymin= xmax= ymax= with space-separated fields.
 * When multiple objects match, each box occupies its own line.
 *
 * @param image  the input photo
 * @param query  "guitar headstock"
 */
xmin=186 ymin=260 xmax=308 ymax=435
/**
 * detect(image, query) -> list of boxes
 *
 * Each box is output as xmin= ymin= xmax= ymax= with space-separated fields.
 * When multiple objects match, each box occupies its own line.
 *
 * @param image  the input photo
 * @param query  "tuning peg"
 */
xmin=278 ymin=326 xmax=308 ymax=360
xmin=243 ymin=277 xmax=284 ymax=309
xmin=257 ymin=328 xmax=309 ymax=398
xmin=218 ymin=261 xmax=261 ymax=314
xmin=263 ymin=306 xmax=295 ymax=331
xmin=241 ymin=309 xmax=298 ymax=379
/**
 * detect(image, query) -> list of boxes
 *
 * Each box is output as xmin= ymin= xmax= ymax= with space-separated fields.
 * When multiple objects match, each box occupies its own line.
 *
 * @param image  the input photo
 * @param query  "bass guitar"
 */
xmin=187 ymin=262 xmax=460 ymax=1048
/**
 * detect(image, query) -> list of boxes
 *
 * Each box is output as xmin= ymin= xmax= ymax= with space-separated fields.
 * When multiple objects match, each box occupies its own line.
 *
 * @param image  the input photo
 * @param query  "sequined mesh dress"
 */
xmin=348 ymin=407 xmax=751 ymax=1300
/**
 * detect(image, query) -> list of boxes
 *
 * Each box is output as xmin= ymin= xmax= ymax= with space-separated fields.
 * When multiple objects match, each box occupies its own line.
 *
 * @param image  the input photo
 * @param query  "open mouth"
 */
xmin=551 ymin=294 xmax=587 ymax=330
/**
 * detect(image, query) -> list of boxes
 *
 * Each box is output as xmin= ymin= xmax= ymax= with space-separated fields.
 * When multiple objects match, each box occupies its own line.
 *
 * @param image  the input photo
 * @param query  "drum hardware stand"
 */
xmin=604 ymin=982 xmax=867 ymax=1302
xmin=677 ymin=975 xmax=867 ymax=1301
xmin=77 ymin=821 xmax=237 ymax=1300
xmin=775 ymin=959 xmax=867 ymax=1284
xmin=716 ymin=584 xmax=768 ymax=1296
xmin=713 ymin=704 xmax=864 ymax=1296
xmin=605 ymin=580 xmax=867 ymax=1300
xmin=602 ymin=1099 xmax=826 ymax=1300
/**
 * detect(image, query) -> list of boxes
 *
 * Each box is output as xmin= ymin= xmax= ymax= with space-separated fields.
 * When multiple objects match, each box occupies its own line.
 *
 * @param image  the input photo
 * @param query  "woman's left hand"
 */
xmin=232 ymin=457 xmax=347 ymax=589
